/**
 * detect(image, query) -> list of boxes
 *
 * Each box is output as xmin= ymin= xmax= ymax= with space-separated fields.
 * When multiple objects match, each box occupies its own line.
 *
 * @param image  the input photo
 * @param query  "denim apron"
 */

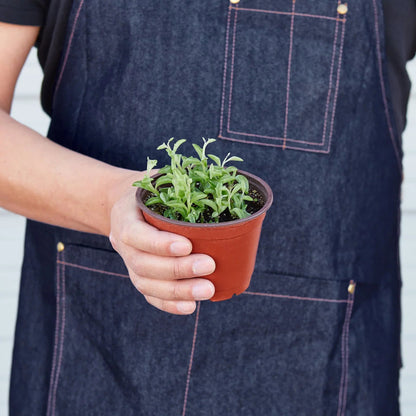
xmin=10 ymin=1 xmax=402 ymax=415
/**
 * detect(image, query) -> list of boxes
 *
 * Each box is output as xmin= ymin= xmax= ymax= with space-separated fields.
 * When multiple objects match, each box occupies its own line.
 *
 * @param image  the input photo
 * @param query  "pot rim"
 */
xmin=135 ymin=169 xmax=273 ymax=228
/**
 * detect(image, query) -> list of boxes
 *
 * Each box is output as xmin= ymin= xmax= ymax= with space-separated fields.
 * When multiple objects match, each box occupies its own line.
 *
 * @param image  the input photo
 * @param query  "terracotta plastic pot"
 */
xmin=135 ymin=170 xmax=273 ymax=301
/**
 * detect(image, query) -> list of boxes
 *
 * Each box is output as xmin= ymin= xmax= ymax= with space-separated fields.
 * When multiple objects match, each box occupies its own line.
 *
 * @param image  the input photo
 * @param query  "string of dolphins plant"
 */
xmin=133 ymin=138 xmax=255 ymax=223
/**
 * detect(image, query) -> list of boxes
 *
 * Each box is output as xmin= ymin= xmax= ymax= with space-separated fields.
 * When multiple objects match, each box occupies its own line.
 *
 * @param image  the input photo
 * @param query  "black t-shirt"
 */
xmin=0 ymin=0 xmax=415 ymax=133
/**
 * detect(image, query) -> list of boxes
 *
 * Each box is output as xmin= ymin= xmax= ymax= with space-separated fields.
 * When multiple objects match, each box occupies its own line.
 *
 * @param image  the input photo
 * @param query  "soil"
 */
xmin=143 ymin=184 xmax=265 ymax=223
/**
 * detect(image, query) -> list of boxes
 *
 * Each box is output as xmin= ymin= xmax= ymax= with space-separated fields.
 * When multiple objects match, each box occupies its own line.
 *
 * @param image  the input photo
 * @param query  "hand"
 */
xmin=109 ymin=181 xmax=216 ymax=315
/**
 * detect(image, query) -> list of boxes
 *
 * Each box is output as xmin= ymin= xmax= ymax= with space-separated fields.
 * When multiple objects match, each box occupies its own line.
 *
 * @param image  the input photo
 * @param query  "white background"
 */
xmin=0 ymin=49 xmax=415 ymax=414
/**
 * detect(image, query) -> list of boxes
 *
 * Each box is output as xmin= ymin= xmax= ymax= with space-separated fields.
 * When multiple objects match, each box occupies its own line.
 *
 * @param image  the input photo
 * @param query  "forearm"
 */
xmin=0 ymin=109 xmax=138 ymax=236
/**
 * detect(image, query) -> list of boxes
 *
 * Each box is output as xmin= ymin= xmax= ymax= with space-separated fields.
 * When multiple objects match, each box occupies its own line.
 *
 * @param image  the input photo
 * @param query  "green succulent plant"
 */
xmin=133 ymin=138 xmax=254 ymax=223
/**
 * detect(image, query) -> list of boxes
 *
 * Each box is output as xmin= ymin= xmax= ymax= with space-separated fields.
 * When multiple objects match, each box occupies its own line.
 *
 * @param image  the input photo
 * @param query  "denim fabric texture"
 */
xmin=10 ymin=0 xmax=402 ymax=414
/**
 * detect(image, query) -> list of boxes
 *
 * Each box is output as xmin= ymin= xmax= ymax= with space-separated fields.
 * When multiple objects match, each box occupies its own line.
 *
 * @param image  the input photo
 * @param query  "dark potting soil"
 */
xmin=246 ymin=188 xmax=265 ymax=215
xmin=143 ymin=185 xmax=265 ymax=224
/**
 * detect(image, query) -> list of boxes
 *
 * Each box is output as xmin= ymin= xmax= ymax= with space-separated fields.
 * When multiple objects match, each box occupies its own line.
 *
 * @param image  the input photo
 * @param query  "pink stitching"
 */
xmin=321 ymin=16 xmax=340 ymax=145
xmin=53 ymin=0 xmax=86 ymax=104
xmin=219 ymin=134 xmax=331 ymax=153
xmin=371 ymin=0 xmax=401 ymax=171
xmin=50 ymin=254 xmax=67 ymax=416
xmin=337 ymin=281 xmax=356 ymax=416
xmin=226 ymin=6 xmax=239 ymax=133
xmin=231 ymin=7 xmax=344 ymax=22
xmin=341 ymin=293 xmax=354 ymax=416
xmin=46 ymin=253 xmax=62 ymax=416
xmin=182 ymin=302 xmax=201 ymax=416
xmin=328 ymin=17 xmax=347 ymax=151
xmin=283 ymin=0 xmax=297 ymax=148
xmin=57 ymin=260 xmax=129 ymax=279
xmin=227 ymin=129 xmax=325 ymax=145
xmin=243 ymin=291 xmax=351 ymax=304
xmin=219 ymin=6 xmax=233 ymax=134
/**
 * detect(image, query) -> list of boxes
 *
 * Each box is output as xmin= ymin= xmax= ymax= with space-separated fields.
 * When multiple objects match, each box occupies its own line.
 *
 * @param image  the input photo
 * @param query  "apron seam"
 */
xmin=181 ymin=301 xmax=201 ymax=416
xmin=46 ymin=251 xmax=67 ymax=416
xmin=336 ymin=280 xmax=356 ymax=416
xmin=226 ymin=4 xmax=238 ymax=136
xmin=243 ymin=290 xmax=351 ymax=303
xmin=282 ymin=0 xmax=296 ymax=147
xmin=52 ymin=0 xmax=86 ymax=107
xmin=327 ymin=14 xmax=347 ymax=153
xmin=371 ymin=0 xmax=402 ymax=173
xmin=230 ymin=6 xmax=344 ymax=21
xmin=218 ymin=134 xmax=333 ymax=152
xmin=46 ymin=252 xmax=61 ymax=416
xmin=219 ymin=4 xmax=232 ymax=135
xmin=322 ymin=11 xmax=340 ymax=146
xmin=57 ymin=259 xmax=129 ymax=279
xmin=56 ymin=260 xmax=352 ymax=304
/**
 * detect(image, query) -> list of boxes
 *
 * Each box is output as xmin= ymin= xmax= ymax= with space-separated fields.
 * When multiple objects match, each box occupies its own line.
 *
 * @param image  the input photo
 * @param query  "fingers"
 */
xmin=124 ymin=250 xmax=215 ymax=314
xmin=143 ymin=296 xmax=197 ymax=315
xmin=129 ymin=272 xmax=215 ymax=302
xmin=120 ymin=215 xmax=193 ymax=257
xmin=122 ymin=247 xmax=216 ymax=281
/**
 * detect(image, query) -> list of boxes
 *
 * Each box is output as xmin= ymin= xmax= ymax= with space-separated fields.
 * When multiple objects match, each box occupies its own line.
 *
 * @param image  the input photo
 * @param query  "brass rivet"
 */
xmin=57 ymin=242 xmax=65 ymax=252
xmin=348 ymin=282 xmax=356 ymax=295
xmin=337 ymin=3 xmax=348 ymax=15
xmin=230 ymin=0 xmax=240 ymax=4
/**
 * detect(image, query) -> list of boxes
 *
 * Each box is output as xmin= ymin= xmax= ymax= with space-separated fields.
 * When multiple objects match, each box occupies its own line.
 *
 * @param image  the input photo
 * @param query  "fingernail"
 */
xmin=170 ymin=241 xmax=191 ymax=256
xmin=177 ymin=301 xmax=196 ymax=314
xmin=192 ymin=259 xmax=215 ymax=276
xmin=192 ymin=282 xmax=215 ymax=300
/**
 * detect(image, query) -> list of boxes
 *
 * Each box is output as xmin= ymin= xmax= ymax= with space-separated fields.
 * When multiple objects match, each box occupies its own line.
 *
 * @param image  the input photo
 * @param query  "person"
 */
xmin=0 ymin=0 xmax=415 ymax=414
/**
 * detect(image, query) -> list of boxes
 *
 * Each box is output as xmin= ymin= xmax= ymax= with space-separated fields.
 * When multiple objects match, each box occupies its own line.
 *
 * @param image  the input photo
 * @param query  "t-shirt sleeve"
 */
xmin=0 ymin=0 xmax=48 ymax=26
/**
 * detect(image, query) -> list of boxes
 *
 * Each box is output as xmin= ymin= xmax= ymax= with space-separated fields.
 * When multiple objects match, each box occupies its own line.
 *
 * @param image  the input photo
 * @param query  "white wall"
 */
xmin=0 ymin=48 xmax=415 ymax=414
xmin=400 ymin=57 xmax=416 ymax=412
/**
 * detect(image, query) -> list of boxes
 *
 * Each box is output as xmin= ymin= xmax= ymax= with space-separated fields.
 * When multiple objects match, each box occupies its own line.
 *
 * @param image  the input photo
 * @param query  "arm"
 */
xmin=0 ymin=22 xmax=215 ymax=314
xmin=0 ymin=24 xmax=135 ymax=234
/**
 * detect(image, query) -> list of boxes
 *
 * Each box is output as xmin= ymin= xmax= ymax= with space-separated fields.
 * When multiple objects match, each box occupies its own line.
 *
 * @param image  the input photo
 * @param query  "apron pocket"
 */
xmin=183 ymin=272 xmax=355 ymax=416
xmin=47 ymin=243 xmax=355 ymax=415
xmin=219 ymin=0 xmax=347 ymax=153
xmin=47 ymin=243 xmax=198 ymax=416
